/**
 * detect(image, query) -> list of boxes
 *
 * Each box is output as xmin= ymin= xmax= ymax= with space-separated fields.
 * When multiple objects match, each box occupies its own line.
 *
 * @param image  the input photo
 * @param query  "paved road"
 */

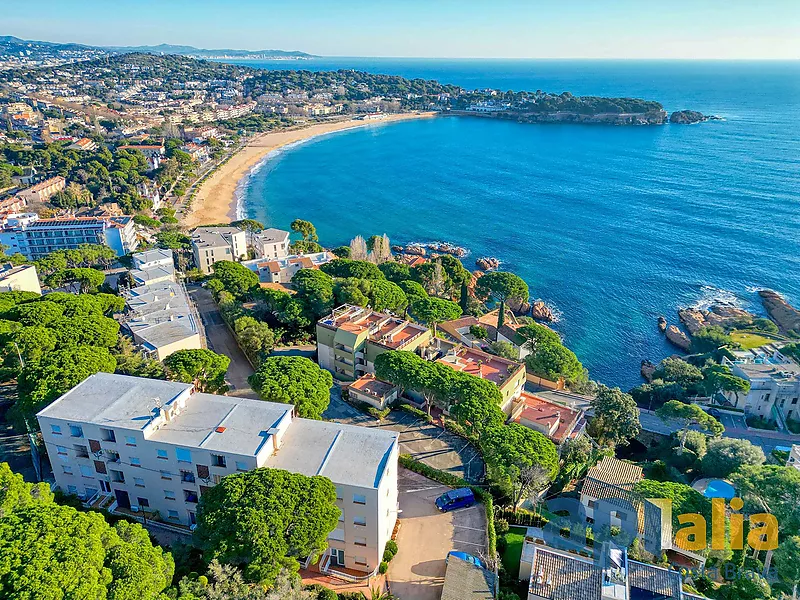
xmin=186 ymin=285 xmax=257 ymax=398
xmin=324 ymin=390 xmax=485 ymax=483
xmin=0 ymin=383 xmax=37 ymax=482
xmin=389 ymin=469 xmax=487 ymax=600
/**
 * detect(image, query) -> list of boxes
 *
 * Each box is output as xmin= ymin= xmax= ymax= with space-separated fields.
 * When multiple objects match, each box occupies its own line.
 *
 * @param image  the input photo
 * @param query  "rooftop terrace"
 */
xmin=318 ymin=305 xmax=429 ymax=350
xmin=437 ymin=345 xmax=523 ymax=386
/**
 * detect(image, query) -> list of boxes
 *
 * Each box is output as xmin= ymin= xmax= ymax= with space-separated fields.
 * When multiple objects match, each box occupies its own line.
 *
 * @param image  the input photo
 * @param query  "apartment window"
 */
xmin=235 ymin=461 xmax=248 ymax=472
xmin=336 ymin=487 xmax=343 ymax=500
xmin=338 ymin=508 xmax=344 ymax=522
xmin=110 ymin=470 xmax=125 ymax=484
xmin=793 ymin=398 xmax=799 ymax=405
xmin=56 ymin=445 xmax=68 ymax=456
xmin=67 ymin=485 xmax=78 ymax=495
xmin=69 ymin=425 xmax=84 ymax=438
xmin=176 ymin=448 xmax=192 ymax=463
xmin=184 ymin=490 xmax=199 ymax=504
xmin=587 ymin=500 xmax=596 ymax=509
xmin=62 ymin=465 xmax=73 ymax=475
xmin=211 ymin=454 xmax=226 ymax=468
xmin=156 ymin=449 xmax=168 ymax=460
xmin=354 ymin=557 xmax=367 ymax=566
xmin=354 ymin=536 xmax=367 ymax=547
xmin=107 ymin=451 xmax=120 ymax=463
xmin=94 ymin=460 xmax=107 ymax=475
xmin=133 ymin=477 xmax=145 ymax=488
xmin=167 ymin=509 xmax=179 ymax=520
xmin=196 ymin=464 xmax=210 ymax=479
xmin=100 ymin=428 xmax=116 ymax=443
xmin=130 ymin=457 xmax=141 ymax=467
xmin=353 ymin=494 xmax=366 ymax=505
xmin=160 ymin=470 xmax=172 ymax=480
xmin=74 ymin=445 xmax=90 ymax=459
xmin=50 ymin=424 xmax=62 ymax=435
xmin=137 ymin=497 xmax=150 ymax=508
xmin=125 ymin=436 xmax=137 ymax=446
xmin=353 ymin=516 xmax=366 ymax=527
xmin=181 ymin=470 xmax=196 ymax=483
xmin=79 ymin=465 xmax=93 ymax=478
xmin=164 ymin=490 xmax=176 ymax=500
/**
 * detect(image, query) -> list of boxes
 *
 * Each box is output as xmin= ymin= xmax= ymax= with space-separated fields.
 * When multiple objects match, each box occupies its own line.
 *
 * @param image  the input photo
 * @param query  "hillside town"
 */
xmin=0 ymin=46 xmax=798 ymax=600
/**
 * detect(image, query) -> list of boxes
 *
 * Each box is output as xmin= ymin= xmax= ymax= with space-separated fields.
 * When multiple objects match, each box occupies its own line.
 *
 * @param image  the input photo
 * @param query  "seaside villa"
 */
xmin=37 ymin=373 xmax=399 ymax=576
xmin=242 ymin=251 xmax=333 ymax=284
xmin=316 ymin=305 xmax=432 ymax=381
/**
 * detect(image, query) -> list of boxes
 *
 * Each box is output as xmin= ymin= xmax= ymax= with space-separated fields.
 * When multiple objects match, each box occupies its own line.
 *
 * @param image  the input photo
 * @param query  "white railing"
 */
xmin=326 ymin=565 xmax=378 ymax=583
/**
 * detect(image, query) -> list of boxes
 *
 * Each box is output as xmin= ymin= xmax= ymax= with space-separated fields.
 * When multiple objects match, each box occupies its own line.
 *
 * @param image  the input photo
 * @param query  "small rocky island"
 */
xmin=669 ymin=110 xmax=721 ymax=124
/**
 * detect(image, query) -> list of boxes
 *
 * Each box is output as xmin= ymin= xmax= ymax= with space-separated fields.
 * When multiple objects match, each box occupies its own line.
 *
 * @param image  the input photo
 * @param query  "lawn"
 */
xmin=500 ymin=526 xmax=527 ymax=580
xmin=730 ymin=331 xmax=774 ymax=350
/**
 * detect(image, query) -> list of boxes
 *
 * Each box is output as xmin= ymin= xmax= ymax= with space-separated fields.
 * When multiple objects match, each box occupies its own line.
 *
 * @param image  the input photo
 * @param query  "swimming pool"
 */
xmin=702 ymin=479 xmax=736 ymax=500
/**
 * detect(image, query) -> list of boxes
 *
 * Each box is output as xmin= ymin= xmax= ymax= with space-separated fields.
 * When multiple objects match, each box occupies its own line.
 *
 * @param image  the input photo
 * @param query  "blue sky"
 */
xmin=6 ymin=0 xmax=799 ymax=59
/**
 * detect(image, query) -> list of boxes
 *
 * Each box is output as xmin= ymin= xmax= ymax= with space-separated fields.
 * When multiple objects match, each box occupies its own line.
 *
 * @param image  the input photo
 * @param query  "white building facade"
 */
xmin=37 ymin=373 xmax=399 ymax=574
xmin=191 ymin=226 xmax=247 ymax=274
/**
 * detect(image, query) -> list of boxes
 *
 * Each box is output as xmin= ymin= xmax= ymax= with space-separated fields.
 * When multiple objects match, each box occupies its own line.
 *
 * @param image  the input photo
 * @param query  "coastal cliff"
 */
xmin=678 ymin=304 xmax=754 ymax=335
xmin=759 ymin=290 xmax=800 ymax=333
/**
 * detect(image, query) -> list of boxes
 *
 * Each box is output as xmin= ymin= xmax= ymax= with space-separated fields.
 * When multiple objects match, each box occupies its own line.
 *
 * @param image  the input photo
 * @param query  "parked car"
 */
xmin=446 ymin=550 xmax=487 ymax=569
xmin=708 ymin=408 xmax=722 ymax=419
xmin=435 ymin=487 xmax=475 ymax=512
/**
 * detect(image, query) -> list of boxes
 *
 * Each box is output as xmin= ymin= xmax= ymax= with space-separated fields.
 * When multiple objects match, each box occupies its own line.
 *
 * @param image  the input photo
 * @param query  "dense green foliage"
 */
xmin=249 ymin=356 xmax=333 ymax=419
xmin=164 ymin=349 xmax=230 ymax=393
xmin=587 ymin=386 xmax=641 ymax=447
xmin=701 ymin=437 xmax=765 ymax=478
xmin=656 ymin=400 xmax=724 ymax=453
xmin=211 ymin=261 xmax=259 ymax=299
xmin=474 ymin=271 xmax=528 ymax=329
xmin=194 ymin=468 xmax=339 ymax=585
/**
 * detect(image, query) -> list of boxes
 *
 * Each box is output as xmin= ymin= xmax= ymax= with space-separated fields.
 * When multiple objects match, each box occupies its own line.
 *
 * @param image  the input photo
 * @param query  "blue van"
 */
xmin=435 ymin=487 xmax=475 ymax=512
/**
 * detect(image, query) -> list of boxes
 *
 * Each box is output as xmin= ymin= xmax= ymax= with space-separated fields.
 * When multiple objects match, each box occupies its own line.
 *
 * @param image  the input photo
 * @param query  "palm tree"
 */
xmin=361 ymin=586 xmax=395 ymax=600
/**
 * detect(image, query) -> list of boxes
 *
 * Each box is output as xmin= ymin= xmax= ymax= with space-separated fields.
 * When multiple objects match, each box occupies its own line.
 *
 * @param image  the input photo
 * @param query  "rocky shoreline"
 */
xmin=760 ymin=290 xmax=800 ymax=334
xmin=669 ymin=110 xmax=723 ymax=124
xmin=449 ymin=108 xmax=720 ymax=126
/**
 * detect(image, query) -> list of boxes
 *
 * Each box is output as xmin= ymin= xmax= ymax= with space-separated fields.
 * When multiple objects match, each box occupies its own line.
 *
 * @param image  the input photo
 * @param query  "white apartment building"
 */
xmin=130 ymin=248 xmax=176 ymax=286
xmin=37 ymin=373 xmax=399 ymax=575
xmin=191 ymin=226 xmax=247 ymax=274
xmin=242 ymin=251 xmax=333 ymax=284
xmin=722 ymin=348 xmax=800 ymax=423
xmin=788 ymin=445 xmax=800 ymax=472
xmin=0 ymin=215 xmax=138 ymax=259
xmin=0 ymin=263 xmax=41 ymax=294
xmin=122 ymin=280 xmax=203 ymax=360
xmin=252 ymin=228 xmax=290 ymax=259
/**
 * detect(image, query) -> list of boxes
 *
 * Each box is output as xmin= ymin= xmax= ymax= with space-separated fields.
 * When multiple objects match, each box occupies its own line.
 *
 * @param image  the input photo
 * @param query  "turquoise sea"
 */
xmin=229 ymin=59 xmax=800 ymax=390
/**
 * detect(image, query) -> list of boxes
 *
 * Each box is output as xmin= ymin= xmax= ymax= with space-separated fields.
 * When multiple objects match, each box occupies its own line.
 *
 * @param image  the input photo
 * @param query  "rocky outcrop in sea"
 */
xmin=669 ymin=110 xmax=722 ymax=124
xmin=759 ymin=290 xmax=800 ymax=333
xmin=678 ymin=303 xmax=754 ymax=335
xmin=665 ymin=325 xmax=692 ymax=352
xmin=532 ymin=300 xmax=554 ymax=322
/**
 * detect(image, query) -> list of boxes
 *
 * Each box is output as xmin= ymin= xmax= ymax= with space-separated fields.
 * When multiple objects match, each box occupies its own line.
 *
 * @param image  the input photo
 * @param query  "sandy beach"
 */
xmin=182 ymin=112 xmax=436 ymax=228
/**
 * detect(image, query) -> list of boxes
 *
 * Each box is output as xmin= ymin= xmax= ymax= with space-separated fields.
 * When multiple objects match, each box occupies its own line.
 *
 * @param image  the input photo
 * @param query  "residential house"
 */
xmin=439 ymin=309 xmax=531 ymax=360
xmin=117 ymin=144 xmax=165 ymax=171
xmin=317 ymin=305 xmax=432 ymax=381
xmin=0 ymin=196 xmax=28 ymax=214
xmin=129 ymin=248 xmax=175 ymax=287
xmin=436 ymin=345 xmax=526 ymax=414
xmin=181 ymin=143 xmax=210 ymax=163
xmin=0 ymin=263 xmax=41 ymax=294
xmin=722 ymin=348 xmax=800 ymax=425
xmin=520 ymin=542 xmax=701 ymax=600
xmin=121 ymin=280 xmax=202 ymax=360
xmin=16 ymin=175 xmax=66 ymax=203
xmin=252 ymin=228 xmax=290 ymax=260
xmin=348 ymin=374 xmax=400 ymax=410
xmin=241 ymin=251 xmax=333 ymax=284
xmin=442 ymin=555 xmax=497 ymax=600
xmin=191 ymin=226 xmax=247 ymax=274
xmin=580 ymin=456 xmax=643 ymax=524
xmin=66 ymin=137 xmax=98 ymax=151
xmin=510 ymin=391 xmax=585 ymax=446
xmin=37 ymin=372 xmax=399 ymax=575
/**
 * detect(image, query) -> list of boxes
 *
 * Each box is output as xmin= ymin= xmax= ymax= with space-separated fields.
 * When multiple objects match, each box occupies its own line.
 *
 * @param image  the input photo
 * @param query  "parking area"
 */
xmin=324 ymin=395 xmax=485 ymax=483
xmin=388 ymin=469 xmax=487 ymax=600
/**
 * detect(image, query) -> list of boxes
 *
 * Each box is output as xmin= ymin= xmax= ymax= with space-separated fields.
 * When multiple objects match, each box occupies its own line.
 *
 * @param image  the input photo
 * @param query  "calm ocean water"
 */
xmin=229 ymin=59 xmax=800 ymax=390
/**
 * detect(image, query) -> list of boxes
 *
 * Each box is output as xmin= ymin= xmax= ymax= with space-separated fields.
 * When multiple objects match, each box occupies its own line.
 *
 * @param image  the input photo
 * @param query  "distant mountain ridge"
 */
xmin=0 ymin=35 xmax=315 ymax=59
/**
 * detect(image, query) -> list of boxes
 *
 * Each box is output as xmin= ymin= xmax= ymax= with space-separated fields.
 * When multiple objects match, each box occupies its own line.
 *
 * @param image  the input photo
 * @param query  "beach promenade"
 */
xmin=182 ymin=112 xmax=436 ymax=228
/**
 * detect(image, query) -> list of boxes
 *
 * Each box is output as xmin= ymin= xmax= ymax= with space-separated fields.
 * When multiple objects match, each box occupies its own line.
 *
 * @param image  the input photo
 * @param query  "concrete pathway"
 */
xmin=186 ymin=285 xmax=257 ymax=398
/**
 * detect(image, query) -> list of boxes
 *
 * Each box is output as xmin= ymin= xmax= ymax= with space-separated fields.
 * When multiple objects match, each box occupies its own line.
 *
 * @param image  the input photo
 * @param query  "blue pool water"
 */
xmin=702 ymin=479 xmax=736 ymax=500
xmin=232 ymin=59 xmax=800 ymax=390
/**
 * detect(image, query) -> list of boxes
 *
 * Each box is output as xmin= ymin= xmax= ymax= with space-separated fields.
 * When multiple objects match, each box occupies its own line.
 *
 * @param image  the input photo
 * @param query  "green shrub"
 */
xmin=379 ymin=561 xmax=388 ymax=574
xmin=385 ymin=540 xmax=398 ymax=555
xmin=304 ymin=584 xmax=338 ymax=600
xmin=398 ymin=403 xmax=433 ymax=423
xmin=338 ymin=593 xmax=363 ymax=600
xmin=495 ymin=517 xmax=510 ymax=536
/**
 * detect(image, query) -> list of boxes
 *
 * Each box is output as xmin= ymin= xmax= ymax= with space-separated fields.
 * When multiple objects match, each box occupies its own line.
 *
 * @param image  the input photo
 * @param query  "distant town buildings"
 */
xmin=317 ymin=305 xmax=432 ymax=381
xmin=191 ymin=226 xmax=247 ymax=274
xmin=37 ymin=373 xmax=399 ymax=575
xmin=0 ymin=263 xmax=41 ymax=294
